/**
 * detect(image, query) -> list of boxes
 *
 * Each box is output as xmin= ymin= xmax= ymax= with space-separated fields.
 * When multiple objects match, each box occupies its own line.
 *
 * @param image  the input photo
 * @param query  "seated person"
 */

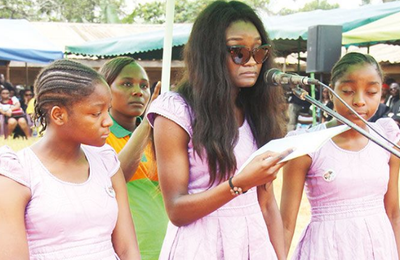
xmin=370 ymin=103 xmax=389 ymax=122
xmin=0 ymin=88 xmax=31 ymax=139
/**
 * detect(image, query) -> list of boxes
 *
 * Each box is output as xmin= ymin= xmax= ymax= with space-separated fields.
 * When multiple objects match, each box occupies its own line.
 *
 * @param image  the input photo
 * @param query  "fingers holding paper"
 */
xmin=233 ymin=148 xmax=294 ymax=191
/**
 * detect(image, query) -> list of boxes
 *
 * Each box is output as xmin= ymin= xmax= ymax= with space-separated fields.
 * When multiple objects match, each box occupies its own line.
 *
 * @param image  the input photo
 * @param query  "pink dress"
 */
xmin=147 ymin=92 xmax=278 ymax=260
xmin=0 ymin=144 xmax=120 ymax=260
xmin=289 ymin=118 xmax=400 ymax=260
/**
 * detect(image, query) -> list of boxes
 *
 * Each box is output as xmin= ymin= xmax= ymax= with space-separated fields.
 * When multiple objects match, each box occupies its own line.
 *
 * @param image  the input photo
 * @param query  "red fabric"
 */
xmin=2 ymin=99 xmax=24 ymax=116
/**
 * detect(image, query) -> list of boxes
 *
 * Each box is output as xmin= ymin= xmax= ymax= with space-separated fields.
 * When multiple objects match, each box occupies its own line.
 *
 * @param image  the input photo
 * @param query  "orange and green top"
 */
xmin=106 ymin=116 xmax=168 ymax=260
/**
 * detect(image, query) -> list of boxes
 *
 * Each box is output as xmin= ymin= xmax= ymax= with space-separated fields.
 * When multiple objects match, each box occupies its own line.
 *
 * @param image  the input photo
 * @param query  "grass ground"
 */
xmin=0 ymin=136 xmax=311 ymax=258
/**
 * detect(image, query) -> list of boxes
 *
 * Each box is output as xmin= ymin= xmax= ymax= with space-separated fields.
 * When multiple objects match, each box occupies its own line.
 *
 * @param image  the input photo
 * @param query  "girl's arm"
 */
xmin=111 ymin=168 xmax=141 ymax=260
xmin=118 ymin=118 xmax=152 ymax=181
xmin=0 ymin=175 xmax=30 ymax=260
xmin=10 ymin=98 xmax=21 ymax=111
xmin=258 ymin=184 xmax=285 ymax=260
xmin=153 ymin=115 xmax=291 ymax=227
xmin=0 ymin=109 xmax=11 ymax=117
xmin=280 ymin=155 xmax=311 ymax=256
xmin=118 ymin=82 xmax=160 ymax=182
xmin=384 ymin=148 xmax=400 ymax=259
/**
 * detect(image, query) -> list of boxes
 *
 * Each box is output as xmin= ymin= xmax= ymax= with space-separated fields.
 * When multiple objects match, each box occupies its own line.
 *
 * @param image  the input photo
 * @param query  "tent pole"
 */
xmin=297 ymin=38 xmax=301 ymax=73
xmin=310 ymin=72 xmax=317 ymax=126
xmin=283 ymin=56 xmax=287 ymax=73
xmin=5 ymin=61 xmax=10 ymax=82
xmin=161 ymin=0 xmax=175 ymax=93
xmin=25 ymin=62 xmax=29 ymax=86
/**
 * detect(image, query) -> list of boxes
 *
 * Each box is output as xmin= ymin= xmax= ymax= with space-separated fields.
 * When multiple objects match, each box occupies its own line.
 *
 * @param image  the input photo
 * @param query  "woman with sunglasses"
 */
xmin=147 ymin=1 xmax=290 ymax=259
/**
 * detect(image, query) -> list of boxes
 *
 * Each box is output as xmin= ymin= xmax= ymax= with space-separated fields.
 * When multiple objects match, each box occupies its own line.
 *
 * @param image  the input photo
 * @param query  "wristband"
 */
xmin=228 ymin=176 xmax=247 ymax=196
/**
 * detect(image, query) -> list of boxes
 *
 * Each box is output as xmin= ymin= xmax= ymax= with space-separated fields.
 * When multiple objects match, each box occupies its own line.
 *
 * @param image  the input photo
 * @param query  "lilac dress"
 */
xmin=289 ymin=118 xmax=400 ymax=260
xmin=0 ymin=144 xmax=121 ymax=260
xmin=147 ymin=92 xmax=278 ymax=260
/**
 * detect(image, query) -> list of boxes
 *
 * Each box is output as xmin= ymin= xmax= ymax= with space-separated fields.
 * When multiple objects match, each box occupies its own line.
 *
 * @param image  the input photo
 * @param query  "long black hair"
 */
xmin=176 ymin=1 xmax=287 ymax=186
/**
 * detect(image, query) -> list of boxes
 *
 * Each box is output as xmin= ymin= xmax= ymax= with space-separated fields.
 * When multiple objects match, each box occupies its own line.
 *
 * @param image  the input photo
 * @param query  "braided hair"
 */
xmin=33 ymin=59 xmax=104 ymax=134
xmin=330 ymin=52 xmax=383 ymax=87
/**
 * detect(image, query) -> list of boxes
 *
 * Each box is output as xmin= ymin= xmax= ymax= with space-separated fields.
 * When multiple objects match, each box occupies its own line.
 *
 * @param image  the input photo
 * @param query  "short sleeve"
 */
xmin=375 ymin=118 xmax=400 ymax=146
xmin=147 ymin=91 xmax=193 ymax=137
xmin=11 ymin=96 xmax=19 ymax=104
xmin=0 ymin=146 xmax=29 ymax=187
xmin=85 ymin=144 xmax=121 ymax=178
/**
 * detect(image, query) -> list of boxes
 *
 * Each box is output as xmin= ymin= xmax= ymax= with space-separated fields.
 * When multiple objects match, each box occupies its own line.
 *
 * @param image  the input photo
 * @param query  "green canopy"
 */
xmin=65 ymin=1 xmax=400 ymax=59
xmin=342 ymin=12 xmax=400 ymax=46
xmin=261 ymin=1 xmax=400 ymax=55
xmin=65 ymin=24 xmax=191 ymax=59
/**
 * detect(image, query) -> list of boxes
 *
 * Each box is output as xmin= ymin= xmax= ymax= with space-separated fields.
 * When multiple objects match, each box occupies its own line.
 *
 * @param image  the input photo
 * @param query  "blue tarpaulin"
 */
xmin=0 ymin=19 xmax=63 ymax=64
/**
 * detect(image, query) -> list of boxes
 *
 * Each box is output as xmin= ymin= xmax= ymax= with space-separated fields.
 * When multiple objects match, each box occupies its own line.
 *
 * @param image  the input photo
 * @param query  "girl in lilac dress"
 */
xmin=147 ymin=1 xmax=292 ymax=259
xmin=0 ymin=60 xmax=140 ymax=259
xmin=281 ymin=52 xmax=400 ymax=259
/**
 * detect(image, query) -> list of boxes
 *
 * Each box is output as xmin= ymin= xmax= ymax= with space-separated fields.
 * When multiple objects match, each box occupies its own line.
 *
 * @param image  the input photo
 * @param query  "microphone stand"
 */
xmin=291 ymin=87 xmax=400 ymax=159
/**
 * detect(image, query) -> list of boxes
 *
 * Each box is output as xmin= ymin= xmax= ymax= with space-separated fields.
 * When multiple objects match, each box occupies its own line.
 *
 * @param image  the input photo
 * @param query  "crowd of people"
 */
xmin=1 ymin=1 xmax=400 ymax=260
xmin=0 ymin=74 xmax=34 ymax=139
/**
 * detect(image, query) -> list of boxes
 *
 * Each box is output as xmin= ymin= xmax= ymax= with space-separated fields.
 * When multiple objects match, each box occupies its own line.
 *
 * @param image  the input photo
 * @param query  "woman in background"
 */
xmin=99 ymin=57 xmax=167 ymax=260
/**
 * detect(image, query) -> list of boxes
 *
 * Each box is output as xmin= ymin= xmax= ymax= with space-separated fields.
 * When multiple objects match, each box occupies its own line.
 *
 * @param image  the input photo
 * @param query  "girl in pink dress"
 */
xmin=147 ymin=1 xmax=292 ymax=259
xmin=281 ymin=52 xmax=400 ymax=259
xmin=0 ymin=60 xmax=140 ymax=259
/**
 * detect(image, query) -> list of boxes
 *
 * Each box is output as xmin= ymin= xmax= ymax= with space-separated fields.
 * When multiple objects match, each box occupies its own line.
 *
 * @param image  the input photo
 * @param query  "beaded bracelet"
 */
xmin=228 ymin=176 xmax=247 ymax=196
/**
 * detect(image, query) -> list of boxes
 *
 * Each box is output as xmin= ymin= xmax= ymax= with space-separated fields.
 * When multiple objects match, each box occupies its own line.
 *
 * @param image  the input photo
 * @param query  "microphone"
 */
xmin=265 ymin=68 xmax=319 ymax=87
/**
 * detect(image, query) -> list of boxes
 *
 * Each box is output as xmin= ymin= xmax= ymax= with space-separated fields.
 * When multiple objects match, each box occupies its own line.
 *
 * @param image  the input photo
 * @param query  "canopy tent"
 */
xmin=261 ymin=0 xmax=400 ymax=55
xmin=0 ymin=19 xmax=63 ymax=64
xmin=65 ymin=24 xmax=192 ymax=59
xmin=65 ymin=1 xmax=400 ymax=59
xmin=342 ymin=12 xmax=400 ymax=46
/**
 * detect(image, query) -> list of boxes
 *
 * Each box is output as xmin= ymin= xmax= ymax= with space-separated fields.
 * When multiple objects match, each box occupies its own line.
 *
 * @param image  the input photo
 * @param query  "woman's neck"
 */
xmin=110 ymin=110 xmax=138 ymax=132
xmin=327 ymin=118 xmax=369 ymax=142
xmin=31 ymin=130 xmax=84 ymax=163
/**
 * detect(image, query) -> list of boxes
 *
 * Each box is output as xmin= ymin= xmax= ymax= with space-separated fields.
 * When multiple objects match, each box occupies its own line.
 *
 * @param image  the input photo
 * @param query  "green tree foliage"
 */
xmin=246 ymin=0 xmax=270 ymax=10
xmin=0 ymin=0 xmax=35 ymax=19
xmin=123 ymin=0 xmax=270 ymax=24
xmin=122 ymin=1 xmax=165 ymax=24
xmin=278 ymin=0 xmax=339 ymax=15
xmin=123 ymin=0 xmax=211 ymax=24
xmin=0 ymin=0 xmax=124 ymax=23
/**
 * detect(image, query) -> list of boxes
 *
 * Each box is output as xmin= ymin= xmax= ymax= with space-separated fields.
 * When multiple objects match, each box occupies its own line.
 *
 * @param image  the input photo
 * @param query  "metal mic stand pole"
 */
xmin=292 ymin=87 xmax=400 ymax=159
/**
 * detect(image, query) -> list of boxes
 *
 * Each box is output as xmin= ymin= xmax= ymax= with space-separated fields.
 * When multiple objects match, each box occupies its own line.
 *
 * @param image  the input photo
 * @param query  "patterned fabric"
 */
xmin=1 ymin=98 xmax=24 ymax=116
xmin=1 ymin=144 xmax=120 ymax=260
xmin=106 ymin=117 xmax=168 ymax=260
xmin=147 ymin=91 xmax=278 ymax=260
xmin=288 ymin=118 xmax=400 ymax=260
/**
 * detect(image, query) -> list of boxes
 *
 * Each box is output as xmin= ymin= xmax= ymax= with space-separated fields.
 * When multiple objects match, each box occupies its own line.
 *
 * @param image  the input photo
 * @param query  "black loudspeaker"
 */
xmin=306 ymin=25 xmax=342 ymax=73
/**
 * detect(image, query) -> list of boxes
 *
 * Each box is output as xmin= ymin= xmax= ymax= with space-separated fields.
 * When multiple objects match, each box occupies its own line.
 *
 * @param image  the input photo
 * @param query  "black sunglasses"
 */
xmin=227 ymin=44 xmax=271 ymax=65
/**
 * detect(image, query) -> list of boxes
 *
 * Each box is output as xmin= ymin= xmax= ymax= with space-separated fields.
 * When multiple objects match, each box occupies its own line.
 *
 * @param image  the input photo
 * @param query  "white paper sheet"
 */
xmin=238 ymin=125 xmax=350 ymax=173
